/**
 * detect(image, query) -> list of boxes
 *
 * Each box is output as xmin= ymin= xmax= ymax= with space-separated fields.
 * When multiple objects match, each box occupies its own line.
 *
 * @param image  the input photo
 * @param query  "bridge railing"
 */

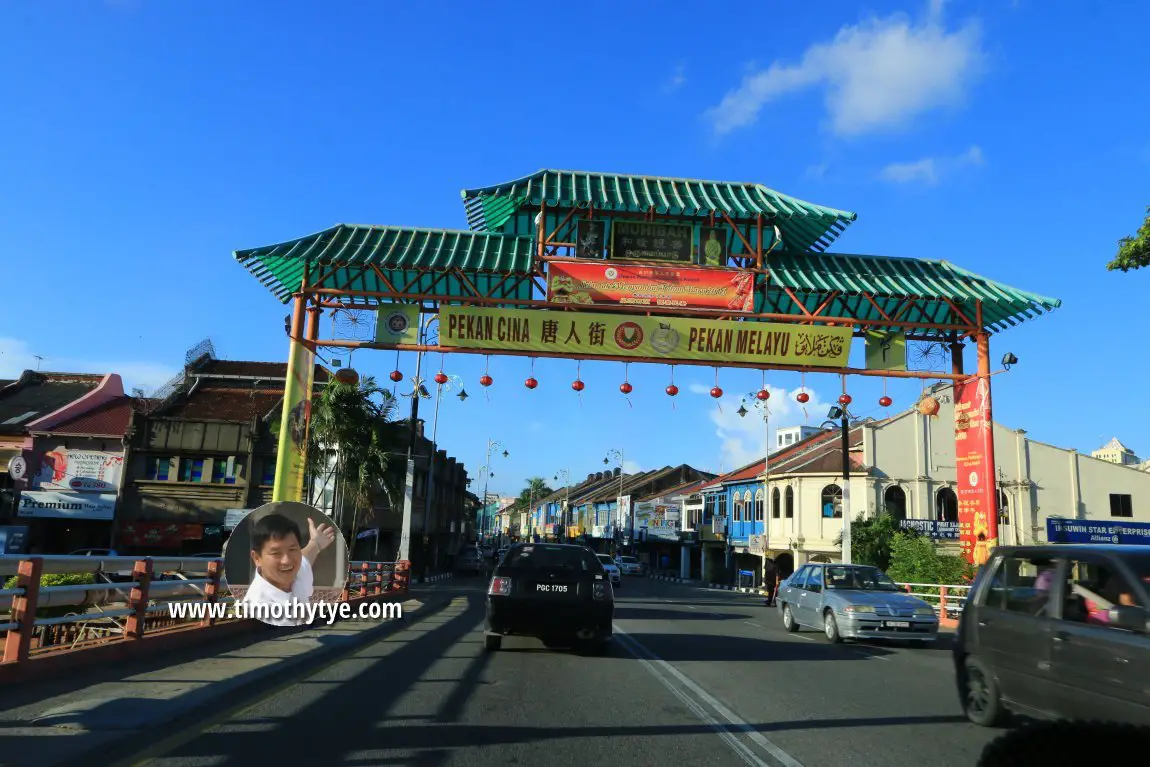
xmin=0 ymin=555 xmax=409 ymax=666
xmin=894 ymin=581 xmax=971 ymax=620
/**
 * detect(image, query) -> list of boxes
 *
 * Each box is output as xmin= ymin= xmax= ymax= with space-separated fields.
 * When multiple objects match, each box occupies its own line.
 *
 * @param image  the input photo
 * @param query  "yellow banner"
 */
xmin=272 ymin=332 xmax=314 ymax=503
xmin=438 ymin=306 xmax=852 ymax=367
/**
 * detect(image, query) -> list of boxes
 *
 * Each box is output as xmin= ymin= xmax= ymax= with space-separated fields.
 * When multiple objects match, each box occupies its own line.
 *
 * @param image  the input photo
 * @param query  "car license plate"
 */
xmin=536 ymin=583 xmax=569 ymax=593
xmin=881 ymin=620 xmax=910 ymax=629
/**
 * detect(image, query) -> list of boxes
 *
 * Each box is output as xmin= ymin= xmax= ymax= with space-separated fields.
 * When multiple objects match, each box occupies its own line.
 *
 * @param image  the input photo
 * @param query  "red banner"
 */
xmin=547 ymin=261 xmax=755 ymax=313
xmin=954 ymin=376 xmax=1000 ymax=565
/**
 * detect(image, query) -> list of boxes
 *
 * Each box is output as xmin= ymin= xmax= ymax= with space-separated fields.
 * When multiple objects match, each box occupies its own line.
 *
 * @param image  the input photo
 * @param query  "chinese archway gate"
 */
xmin=233 ymin=168 xmax=1061 ymax=566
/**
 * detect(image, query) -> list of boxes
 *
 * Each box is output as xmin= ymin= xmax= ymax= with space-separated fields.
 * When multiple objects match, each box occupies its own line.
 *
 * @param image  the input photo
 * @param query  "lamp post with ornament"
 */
xmin=420 ymin=370 xmax=465 ymax=577
xmin=737 ymin=384 xmax=773 ymax=585
xmin=820 ymin=390 xmax=856 ymax=564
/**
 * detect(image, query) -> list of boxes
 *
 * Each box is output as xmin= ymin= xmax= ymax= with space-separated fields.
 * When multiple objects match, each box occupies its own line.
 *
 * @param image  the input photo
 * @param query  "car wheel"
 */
xmin=823 ymin=610 xmax=842 ymax=643
xmin=484 ymin=633 xmax=502 ymax=652
xmin=962 ymin=657 xmax=1004 ymax=727
xmin=782 ymin=604 xmax=799 ymax=632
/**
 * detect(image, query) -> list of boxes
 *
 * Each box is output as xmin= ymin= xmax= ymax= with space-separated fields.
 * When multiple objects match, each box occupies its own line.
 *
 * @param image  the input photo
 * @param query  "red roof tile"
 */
xmin=162 ymin=388 xmax=284 ymax=421
xmin=195 ymin=360 xmax=331 ymax=382
xmin=47 ymin=396 xmax=134 ymax=436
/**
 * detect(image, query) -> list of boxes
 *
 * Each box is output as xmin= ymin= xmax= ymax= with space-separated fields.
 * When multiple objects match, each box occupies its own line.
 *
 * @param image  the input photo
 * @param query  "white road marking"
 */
xmin=614 ymin=623 xmax=805 ymax=767
xmin=686 ymin=605 xmax=698 ymax=610
xmin=744 ymin=621 xmax=763 ymax=628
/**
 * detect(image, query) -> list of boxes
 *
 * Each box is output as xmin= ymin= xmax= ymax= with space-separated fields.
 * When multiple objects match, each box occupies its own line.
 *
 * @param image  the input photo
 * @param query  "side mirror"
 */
xmin=1108 ymin=605 xmax=1149 ymax=632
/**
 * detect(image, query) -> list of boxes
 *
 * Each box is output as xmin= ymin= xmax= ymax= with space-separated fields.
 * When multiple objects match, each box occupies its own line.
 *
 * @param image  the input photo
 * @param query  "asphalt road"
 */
xmin=110 ymin=576 xmax=999 ymax=767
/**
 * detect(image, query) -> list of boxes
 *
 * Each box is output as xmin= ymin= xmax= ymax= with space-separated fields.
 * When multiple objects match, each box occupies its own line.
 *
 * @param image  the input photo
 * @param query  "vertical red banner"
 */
xmin=954 ymin=376 xmax=1000 ymax=565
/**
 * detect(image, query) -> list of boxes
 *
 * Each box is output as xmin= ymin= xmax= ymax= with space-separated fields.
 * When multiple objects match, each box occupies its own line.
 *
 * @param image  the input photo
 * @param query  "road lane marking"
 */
xmin=744 ymin=621 xmax=763 ymax=628
xmin=614 ymin=623 xmax=805 ymax=767
xmin=686 ymin=605 xmax=698 ymax=610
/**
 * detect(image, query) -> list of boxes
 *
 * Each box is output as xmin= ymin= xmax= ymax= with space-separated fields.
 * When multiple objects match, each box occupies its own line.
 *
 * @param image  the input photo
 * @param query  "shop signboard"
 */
xmin=898 ymin=519 xmax=960 ymax=540
xmin=610 ymin=221 xmax=693 ymax=263
xmin=0 ymin=525 xmax=29 ymax=554
xmin=547 ymin=261 xmax=755 ymax=313
xmin=1046 ymin=518 xmax=1150 ymax=546
xmin=636 ymin=500 xmax=681 ymax=541
xmin=954 ymin=376 xmax=1000 ymax=565
xmin=439 ymin=306 xmax=852 ymax=369
xmin=33 ymin=447 xmax=123 ymax=492
xmin=18 ymin=490 xmax=116 ymax=520
xmin=118 ymin=521 xmax=183 ymax=548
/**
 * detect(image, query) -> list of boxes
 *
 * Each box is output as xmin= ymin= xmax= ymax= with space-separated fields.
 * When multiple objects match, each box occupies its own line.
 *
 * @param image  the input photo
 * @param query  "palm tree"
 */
xmin=516 ymin=476 xmax=553 ymax=514
xmin=301 ymin=375 xmax=405 ymax=543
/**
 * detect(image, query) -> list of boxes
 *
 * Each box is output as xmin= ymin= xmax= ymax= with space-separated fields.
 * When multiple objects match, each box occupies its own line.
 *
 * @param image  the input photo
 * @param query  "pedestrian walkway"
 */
xmin=0 ymin=594 xmax=454 ymax=767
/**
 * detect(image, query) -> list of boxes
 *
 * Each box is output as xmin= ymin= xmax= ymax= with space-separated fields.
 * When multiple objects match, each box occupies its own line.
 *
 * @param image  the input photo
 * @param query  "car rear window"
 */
xmin=505 ymin=546 xmax=601 ymax=572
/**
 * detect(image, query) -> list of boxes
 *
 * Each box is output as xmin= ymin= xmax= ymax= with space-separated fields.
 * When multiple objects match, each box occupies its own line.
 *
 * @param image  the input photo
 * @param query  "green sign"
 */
xmin=375 ymin=304 xmax=421 ymax=344
xmin=865 ymin=331 xmax=907 ymax=371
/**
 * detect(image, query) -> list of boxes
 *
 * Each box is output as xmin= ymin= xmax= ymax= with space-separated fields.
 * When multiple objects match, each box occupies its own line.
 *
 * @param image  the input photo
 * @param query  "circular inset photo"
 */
xmin=221 ymin=501 xmax=349 ymax=627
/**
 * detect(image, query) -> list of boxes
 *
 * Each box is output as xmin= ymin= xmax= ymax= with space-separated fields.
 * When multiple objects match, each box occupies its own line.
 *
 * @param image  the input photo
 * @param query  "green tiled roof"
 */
xmin=233 ymin=224 xmax=536 ymax=304
xmin=764 ymin=252 xmax=1062 ymax=333
xmin=461 ymin=169 xmax=857 ymax=254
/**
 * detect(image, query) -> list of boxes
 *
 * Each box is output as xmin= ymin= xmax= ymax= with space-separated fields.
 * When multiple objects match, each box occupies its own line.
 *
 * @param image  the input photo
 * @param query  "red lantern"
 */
xmin=879 ymin=395 xmax=893 ymax=407
xmin=334 ymin=368 xmax=359 ymax=385
xmin=796 ymin=391 xmax=810 ymax=403
xmin=710 ymin=386 xmax=723 ymax=399
xmin=433 ymin=372 xmax=448 ymax=385
xmin=525 ymin=377 xmax=538 ymax=390
xmin=480 ymin=375 xmax=493 ymax=387
xmin=389 ymin=370 xmax=403 ymax=383
xmin=839 ymin=394 xmax=852 ymax=405
xmin=620 ymin=382 xmax=633 ymax=394
xmin=572 ymin=380 xmax=585 ymax=392
xmin=756 ymin=389 xmax=770 ymax=401
xmin=666 ymin=384 xmax=679 ymax=397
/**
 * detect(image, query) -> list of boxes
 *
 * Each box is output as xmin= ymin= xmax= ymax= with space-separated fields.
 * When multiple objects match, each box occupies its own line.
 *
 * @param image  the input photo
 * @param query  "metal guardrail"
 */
xmin=0 ymin=555 xmax=410 ymax=665
xmin=895 ymin=581 xmax=970 ymax=619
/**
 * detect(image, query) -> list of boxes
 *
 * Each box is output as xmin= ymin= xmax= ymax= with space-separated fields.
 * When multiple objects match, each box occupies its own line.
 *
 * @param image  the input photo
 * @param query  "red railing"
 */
xmin=0 ymin=555 xmax=410 ymax=668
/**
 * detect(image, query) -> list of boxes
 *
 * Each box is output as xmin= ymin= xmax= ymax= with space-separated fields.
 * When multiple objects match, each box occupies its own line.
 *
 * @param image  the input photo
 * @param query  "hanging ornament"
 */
xmin=839 ymin=394 xmax=852 ymax=405
xmin=572 ymin=379 xmax=585 ymax=392
xmin=525 ymin=377 xmax=538 ymax=389
xmin=620 ymin=382 xmax=633 ymax=394
xmin=710 ymin=386 xmax=723 ymax=398
xmin=389 ymin=370 xmax=403 ymax=383
xmin=917 ymin=394 xmax=941 ymax=417
xmin=796 ymin=391 xmax=810 ymax=403
xmin=434 ymin=372 xmax=448 ymax=385
xmin=756 ymin=389 xmax=770 ymax=401
xmin=480 ymin=374 xmax=493 ymax=387
xmin=334 ymin=368 xmax=359 ymax=385
xmin=665 ymin=384 xmax=679 ymax=396
xmin=879 ymin=395 xmax=893 ymax=407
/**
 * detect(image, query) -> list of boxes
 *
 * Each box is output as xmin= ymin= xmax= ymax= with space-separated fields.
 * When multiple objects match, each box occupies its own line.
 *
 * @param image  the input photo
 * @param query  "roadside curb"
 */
xmin=646 ymin=574 xmax=763 ymax=595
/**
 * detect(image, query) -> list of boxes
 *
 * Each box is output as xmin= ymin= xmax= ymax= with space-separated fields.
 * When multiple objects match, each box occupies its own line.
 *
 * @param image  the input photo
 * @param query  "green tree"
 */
xmin=1107 ymin=206 xmax=1150 ymax=272
xmin=518 ymin=477 xmax=553 ymax=510
xmin=886 ymin=532 xmax=975 ymax=600
xmin=273 ymin=375 xmax=404 ymax=543
xmin=836 ymin=509 xmax=901 ymax=571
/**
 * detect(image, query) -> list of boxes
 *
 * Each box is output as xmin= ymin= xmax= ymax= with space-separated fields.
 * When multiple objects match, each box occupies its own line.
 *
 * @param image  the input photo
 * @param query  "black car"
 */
xmin=484 ymin=543 xmax=614 ymax=654
xmin=954 ymin=544 xmax=1150 ymax=727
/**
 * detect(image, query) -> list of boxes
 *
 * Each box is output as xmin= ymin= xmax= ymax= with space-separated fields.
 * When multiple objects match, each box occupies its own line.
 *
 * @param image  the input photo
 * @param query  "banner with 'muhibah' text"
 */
xmin=437 ymin=306 xmax=852 ymax=368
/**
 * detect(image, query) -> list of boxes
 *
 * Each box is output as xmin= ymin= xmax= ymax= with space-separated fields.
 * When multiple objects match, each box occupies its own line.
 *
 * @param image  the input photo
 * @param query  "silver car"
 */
xmin=776 ymin=563 xmax=939 ymax=645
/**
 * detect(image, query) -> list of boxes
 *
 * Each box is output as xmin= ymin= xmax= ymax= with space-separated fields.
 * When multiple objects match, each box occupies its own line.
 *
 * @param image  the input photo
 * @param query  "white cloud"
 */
xmin=880 ymin=144 xmax=984 ymax=185
xmin=663 ymin=63 xmax=687 ymax=93
xmin=804 ymin=163 xmax=829 ymax=181
xmin=705 ymin=1 xmax=984 ymax=136
xmin=708 ymin=385 xmax=834 ymax=471
xmin=623 ymin=460 xmax=642 ymax=474
xmin=0 ymin=337 xmax=176 ymax=394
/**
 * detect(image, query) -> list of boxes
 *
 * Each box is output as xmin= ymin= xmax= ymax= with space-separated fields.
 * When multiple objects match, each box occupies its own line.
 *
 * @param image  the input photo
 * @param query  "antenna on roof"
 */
xmin=33 ymin=355 xmax=44 ymax=370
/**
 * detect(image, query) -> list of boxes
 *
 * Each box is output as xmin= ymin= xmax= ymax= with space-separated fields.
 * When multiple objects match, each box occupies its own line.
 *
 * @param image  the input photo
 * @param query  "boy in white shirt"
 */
xmin=241 ymin=513 xmax=335 ymax=626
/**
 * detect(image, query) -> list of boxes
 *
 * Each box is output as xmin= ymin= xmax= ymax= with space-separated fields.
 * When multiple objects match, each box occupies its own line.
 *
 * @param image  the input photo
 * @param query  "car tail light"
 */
xmin=489 ymin=576 xmax=511 ymax=596
xmin=593 ymin=581 xmax=610 ymax=600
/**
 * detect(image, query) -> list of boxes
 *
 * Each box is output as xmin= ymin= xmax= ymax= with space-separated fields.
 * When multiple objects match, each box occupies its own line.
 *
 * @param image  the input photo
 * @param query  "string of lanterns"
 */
xmin=366 ymin=357 xmax=929 ymax=410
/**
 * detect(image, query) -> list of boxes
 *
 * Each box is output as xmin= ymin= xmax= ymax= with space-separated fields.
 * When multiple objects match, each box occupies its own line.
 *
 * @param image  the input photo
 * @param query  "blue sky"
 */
xmin=2 ymin=0 xmax=1148 ymax=498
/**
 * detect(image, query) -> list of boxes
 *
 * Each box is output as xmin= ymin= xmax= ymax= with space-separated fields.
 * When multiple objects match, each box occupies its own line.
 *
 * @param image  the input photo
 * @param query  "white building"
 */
xmin=739 ymin=383 xmax=1150 ymax=574
xmin=775 ymin=425 xmax=821 ymax=452
xmin=1092 ymin=437 xmax=1140 ymax=467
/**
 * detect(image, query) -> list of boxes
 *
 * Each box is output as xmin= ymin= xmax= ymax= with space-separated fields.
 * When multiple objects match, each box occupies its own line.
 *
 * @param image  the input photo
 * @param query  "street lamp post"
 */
xmin=822 ymin=404 xmax=853 ymax=564
xmin=604 ymin=449 xmax=626 ymax=554
xmin=554 ymin=469 xmax=571 ymax=542
xmin=738 ymin=392 xmax=771 ymax=585
xmin=479 ymin=439 xmax=508 ymax=545
xmin=421 ymin=371 xmax=463 ymax=578
xmin=397 ymin=314 xmax=435 ymax=563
